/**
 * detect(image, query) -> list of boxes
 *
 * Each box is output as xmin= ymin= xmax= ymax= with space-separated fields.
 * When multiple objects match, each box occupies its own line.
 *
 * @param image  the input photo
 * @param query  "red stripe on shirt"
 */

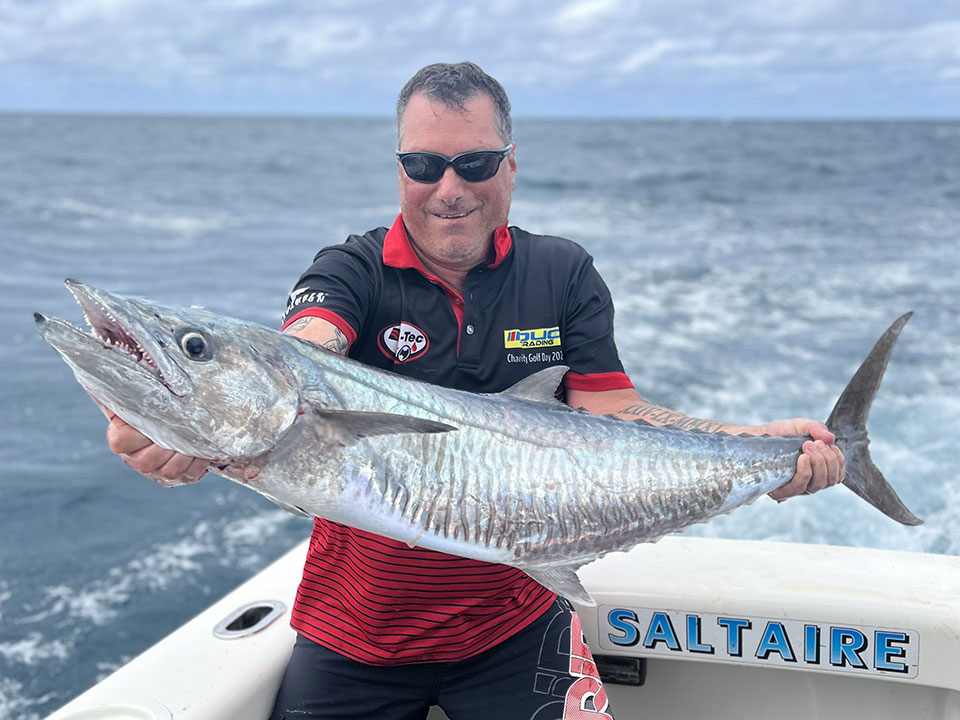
xmin=564 ymin=370 xmax=634 ymax=392
xmin=290 ymin=518 xmax=557 ymax=665
xmin=281 ymin=307 xmax=358 ymax=347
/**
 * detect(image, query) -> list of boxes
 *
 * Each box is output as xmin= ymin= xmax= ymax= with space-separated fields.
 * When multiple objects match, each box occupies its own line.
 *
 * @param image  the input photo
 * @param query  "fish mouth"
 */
xmin=36 ymin=279 xmax=190 ymax=396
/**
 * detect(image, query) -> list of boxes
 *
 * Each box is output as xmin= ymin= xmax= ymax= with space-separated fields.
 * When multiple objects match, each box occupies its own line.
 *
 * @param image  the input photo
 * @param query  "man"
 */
xmin=105 ymin=62 xmax=843 ymax=719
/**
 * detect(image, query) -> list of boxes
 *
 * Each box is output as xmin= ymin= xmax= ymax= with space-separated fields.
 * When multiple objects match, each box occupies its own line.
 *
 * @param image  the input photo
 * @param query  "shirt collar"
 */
xmin=382 ymin=213 xmax=513 ymax=271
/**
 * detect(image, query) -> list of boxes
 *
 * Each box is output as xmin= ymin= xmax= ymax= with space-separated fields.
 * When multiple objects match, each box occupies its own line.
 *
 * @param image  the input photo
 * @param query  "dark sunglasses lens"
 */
xmin=400 ymin=154 xmax=445 ymax=182
xmin=454 ymin=152 xmax=503 ymax=182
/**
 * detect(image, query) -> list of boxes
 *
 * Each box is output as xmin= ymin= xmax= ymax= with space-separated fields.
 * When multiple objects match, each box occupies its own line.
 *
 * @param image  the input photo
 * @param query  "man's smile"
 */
xmin=432 ymin=208 xmax=477 ymax=220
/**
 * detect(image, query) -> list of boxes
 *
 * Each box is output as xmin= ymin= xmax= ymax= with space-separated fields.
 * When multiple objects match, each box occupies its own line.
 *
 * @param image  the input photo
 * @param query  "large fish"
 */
xmin=35 ymin=280 xmax=921 ymax=605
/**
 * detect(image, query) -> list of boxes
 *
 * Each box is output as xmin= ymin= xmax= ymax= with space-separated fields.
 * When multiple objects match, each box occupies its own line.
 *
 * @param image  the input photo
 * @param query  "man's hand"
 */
xmin=760 ymin=419 xmax=845 ymax=501
xmin=99 ymin=405 xmax=208 ymax=487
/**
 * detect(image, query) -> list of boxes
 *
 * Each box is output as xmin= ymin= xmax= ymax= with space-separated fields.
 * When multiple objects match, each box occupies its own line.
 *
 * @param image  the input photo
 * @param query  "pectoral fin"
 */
xmin=525 ymin=565 xmax=596 ymax=606
xmin=310 ymin=408 xmax=458 ymax=438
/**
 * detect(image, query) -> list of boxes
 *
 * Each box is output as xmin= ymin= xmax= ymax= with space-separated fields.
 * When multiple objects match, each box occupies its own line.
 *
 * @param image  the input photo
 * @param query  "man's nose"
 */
xmin=433 ymin=165 xmax=467 ymax=205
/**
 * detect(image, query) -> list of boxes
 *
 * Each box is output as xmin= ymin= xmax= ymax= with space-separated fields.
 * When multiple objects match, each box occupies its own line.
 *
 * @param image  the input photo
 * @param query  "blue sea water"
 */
xmin=0 ymin=115 xmax=958 ymax=717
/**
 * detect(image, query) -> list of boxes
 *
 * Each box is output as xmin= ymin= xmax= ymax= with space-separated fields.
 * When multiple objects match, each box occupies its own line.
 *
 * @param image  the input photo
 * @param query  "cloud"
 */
xmin=0 ymin=0 xmax=956 ymax=115
xmin=618 ymin=40 xmax=681 ymax=72
xmin=689 ymin=50 xmax=781 ymax=70
xmin=555 ymin=0 xmax=620 ymax=29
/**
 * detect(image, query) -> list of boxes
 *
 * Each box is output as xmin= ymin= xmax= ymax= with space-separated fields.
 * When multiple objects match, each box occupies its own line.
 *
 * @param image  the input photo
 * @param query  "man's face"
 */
xmin=398 ymin=92 xmax=516 ymax=274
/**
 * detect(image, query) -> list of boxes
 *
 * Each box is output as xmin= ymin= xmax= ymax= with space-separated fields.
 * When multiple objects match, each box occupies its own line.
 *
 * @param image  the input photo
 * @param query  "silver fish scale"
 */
xmin=340 ymin=376 xmax=804 ymax=566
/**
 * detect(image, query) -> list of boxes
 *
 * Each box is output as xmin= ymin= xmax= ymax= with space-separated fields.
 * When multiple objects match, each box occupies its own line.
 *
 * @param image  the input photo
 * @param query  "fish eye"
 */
xmin=179 ymin=331 xmax=207 ymax=359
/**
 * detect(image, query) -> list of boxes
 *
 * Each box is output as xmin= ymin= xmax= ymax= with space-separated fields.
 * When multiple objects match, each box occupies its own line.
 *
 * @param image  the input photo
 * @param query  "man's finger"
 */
xmin=823 ymin=443 xmax=844 ymax=487
xmin=106 ymin=418 xmax=153 ymax=455
xmin=804 ymin=440 xmax=830 ymax=493
xmin=833 ymin=445 xmax=846 ymax=484
xmin=802 ymin=421 xmax=835 ymax=445
xmin=147 ymin=471 xmax=193 ymax=488
xmin=182 ymin=457 xmax=209 ymax=483
xmin=157 ymin=452 xmax=198 ymax=481
xmin=124 ymin=444 xmax=176 ymax=474
xmin=769 ymin=453 xmax=812 ymax=501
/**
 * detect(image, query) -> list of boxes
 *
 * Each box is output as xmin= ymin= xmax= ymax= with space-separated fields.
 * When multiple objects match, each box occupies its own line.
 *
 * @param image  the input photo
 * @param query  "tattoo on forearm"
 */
xmin=284 ymin=318 xmax=349 ymax=356
xmin=285 ymin=318 xmax=314 ymax=334
xmin=321 ymin=329 xmax=349 ymax=355
xmin=617 ymin=404 xmax=725 ymax=434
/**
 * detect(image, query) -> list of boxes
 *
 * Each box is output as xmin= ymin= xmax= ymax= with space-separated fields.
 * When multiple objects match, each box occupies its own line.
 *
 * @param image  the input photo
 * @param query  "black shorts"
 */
xmin=269 ymin=598 xmax=615 ymax=720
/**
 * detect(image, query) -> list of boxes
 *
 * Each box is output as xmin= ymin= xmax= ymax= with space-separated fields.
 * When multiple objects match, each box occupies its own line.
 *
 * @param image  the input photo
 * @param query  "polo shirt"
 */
xmin=280 ymin=213 xmax=632 ymax=665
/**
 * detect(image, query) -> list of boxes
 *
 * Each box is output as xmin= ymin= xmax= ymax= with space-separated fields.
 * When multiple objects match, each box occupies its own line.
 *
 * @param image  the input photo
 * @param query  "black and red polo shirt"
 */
xmin=280 ymin=213 xmax=632 ymax=665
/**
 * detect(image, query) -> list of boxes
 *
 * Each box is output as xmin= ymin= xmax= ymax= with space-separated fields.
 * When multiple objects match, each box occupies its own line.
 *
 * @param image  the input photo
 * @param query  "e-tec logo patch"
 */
xmin=286 ymin=286 xmax=326 ymax=314
xmin=378 ymin=322 xmax=429 ymax=363
xmin=504 ymin=326 xmax=561 ymax=349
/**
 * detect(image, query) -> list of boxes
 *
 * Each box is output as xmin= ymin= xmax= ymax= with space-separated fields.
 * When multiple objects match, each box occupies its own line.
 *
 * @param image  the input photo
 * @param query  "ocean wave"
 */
xmin=0 ymin=585 xmax=10 ymax=623
xmin=0 ymin=634 xmax=69 ymax=666
xmin=0 ymin=677 xmax=52 ymax=720
xmin=47 ymin=198 xmax=235 ymax=237
xmin=17 ymin=505 xmax=301 ymax=630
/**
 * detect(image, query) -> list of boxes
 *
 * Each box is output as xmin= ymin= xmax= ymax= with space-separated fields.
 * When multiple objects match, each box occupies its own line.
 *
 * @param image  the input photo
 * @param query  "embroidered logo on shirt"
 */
xmin=378 ymin=322 xmax=430 ymax=362
xmin=504 ymin=326 xmax=561 ymax=349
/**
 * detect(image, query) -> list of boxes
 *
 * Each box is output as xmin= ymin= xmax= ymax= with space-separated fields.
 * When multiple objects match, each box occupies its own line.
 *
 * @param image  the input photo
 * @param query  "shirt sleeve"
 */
xmin=561 ymin=254 xmax=634 ymax=392
xmin=280 ymin=238 xmax=380 ymax=347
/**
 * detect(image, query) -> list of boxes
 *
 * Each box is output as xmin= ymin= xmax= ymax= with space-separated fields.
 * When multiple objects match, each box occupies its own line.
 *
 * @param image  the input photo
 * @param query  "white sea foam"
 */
xmin=49 ymin=198 xmax=234 ymax=238
xmin=0 ymin=677 xmax=52 ymax=720
xmin=20 ymin=508 xmax=300 ymax=632
xmin=0 ymin=585 xmax=10 ymax=622
xmin=19 ymin=531 xmax=212 ymax=627
xmin=127 ymin=531 xmax=213 ymax=592
xmin=0 ymin=634 xmax=70 ymax=665
xmin=96 ymin=657 xmax=133 ymax=683
xmin=221 ymin=509 xmax=297 ymax=571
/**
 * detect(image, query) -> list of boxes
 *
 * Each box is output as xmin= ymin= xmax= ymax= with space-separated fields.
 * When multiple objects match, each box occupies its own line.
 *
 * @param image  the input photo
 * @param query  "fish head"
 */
xmin=35 ymin=279 xmax=301 ymax=460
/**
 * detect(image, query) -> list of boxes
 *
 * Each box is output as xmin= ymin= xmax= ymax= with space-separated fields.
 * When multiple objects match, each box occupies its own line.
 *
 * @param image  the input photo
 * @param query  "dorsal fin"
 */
xmin=501 ymin=365 xmax=569 ymax=405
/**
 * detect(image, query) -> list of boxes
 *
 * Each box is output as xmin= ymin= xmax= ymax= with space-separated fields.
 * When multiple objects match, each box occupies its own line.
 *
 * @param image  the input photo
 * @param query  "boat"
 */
xmin=45 ymin=536 xmax=960 ymax=719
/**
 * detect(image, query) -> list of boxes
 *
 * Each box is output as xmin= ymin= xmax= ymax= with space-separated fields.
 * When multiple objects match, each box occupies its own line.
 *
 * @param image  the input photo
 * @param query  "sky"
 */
xmin=1 ymin=0 xmax=959 ymax=117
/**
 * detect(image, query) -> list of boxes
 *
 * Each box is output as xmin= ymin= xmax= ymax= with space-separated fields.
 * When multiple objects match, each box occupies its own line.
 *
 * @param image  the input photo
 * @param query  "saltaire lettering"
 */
xmin=600 ymin=606 xmax=918 ymax=677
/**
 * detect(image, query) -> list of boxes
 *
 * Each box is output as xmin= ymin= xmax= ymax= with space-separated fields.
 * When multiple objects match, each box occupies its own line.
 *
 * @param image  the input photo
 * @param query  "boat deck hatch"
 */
xmin=213 ymin=600 xmax=287 ymax=639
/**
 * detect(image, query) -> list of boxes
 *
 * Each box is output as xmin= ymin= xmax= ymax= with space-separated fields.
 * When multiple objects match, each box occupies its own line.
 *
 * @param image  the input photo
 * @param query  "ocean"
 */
xmin=1 ymin=114 xmax=958 ymax=717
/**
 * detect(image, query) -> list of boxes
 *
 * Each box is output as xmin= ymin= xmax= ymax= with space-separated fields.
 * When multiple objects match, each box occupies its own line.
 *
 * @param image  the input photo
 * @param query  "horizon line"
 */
xmin=2 ymin=108 xmax=958 ymax=123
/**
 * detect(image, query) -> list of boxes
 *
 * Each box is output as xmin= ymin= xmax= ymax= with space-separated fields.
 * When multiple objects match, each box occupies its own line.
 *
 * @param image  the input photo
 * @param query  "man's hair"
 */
xmin=397 ymin=62 xmax=512 ymax=146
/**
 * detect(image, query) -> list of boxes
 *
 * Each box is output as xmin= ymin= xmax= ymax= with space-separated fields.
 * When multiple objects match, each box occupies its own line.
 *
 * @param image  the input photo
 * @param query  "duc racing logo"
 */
xmin=504 ymin=326 xmax=561 ymax=349
xmin=378 ymin=322 xmax=429 ymax=363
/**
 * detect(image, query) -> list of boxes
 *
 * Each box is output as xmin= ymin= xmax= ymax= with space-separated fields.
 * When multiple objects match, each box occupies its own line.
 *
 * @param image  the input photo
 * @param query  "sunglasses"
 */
xmin=396 ymin=145 xmax=513 ymax=184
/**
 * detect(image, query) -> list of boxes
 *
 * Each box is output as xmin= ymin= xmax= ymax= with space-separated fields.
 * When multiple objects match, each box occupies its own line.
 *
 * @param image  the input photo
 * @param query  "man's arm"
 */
xmin=105 ymin=317 xmax=348 ymax=485
xmin=566 ymin=387 xmax=845 ymax=501
xmin=283 ymin=316 xmax=350 ymax=355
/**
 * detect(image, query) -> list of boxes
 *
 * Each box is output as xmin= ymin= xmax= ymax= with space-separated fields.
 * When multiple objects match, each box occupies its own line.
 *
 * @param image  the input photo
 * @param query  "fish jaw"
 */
xmin=68 ymin=278 xmax=193 ymax=396
xmin=35 ymin=280 xmax=190 ymax=401
xmin=36 ymin=280 xmax=302 ymax=460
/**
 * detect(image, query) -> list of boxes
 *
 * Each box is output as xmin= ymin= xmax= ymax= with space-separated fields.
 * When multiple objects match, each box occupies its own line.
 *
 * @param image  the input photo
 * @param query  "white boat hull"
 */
xmin=45 ymin=537 xmax=960 ymax=720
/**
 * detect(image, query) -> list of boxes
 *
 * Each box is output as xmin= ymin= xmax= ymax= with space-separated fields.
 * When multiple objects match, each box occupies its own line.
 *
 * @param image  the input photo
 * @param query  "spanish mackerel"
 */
xmin=35 ymin=280 xmax=921 ymax=605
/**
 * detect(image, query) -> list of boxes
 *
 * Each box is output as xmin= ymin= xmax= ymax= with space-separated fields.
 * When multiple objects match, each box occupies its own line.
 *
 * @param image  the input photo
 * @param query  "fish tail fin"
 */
xmin=826 ymin=313 xmax=922 ymax=526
